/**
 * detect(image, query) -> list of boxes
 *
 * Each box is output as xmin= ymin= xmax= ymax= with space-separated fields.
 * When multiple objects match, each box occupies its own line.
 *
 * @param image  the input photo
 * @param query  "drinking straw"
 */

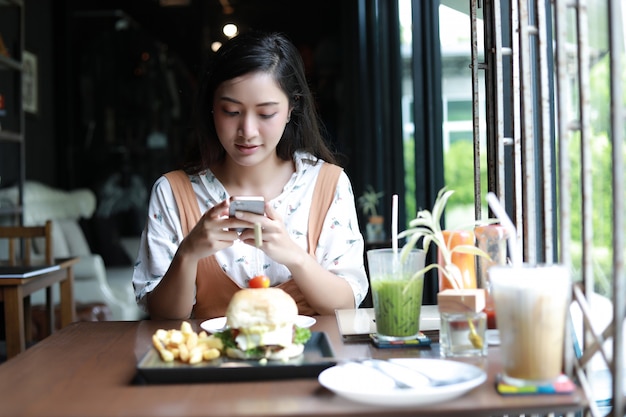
xmin=391 ymin=194 xmax=399 ymax=255
xmin=486 ymin=192 xmax=520 ymax=266
xmin=254 ymin=222 xmax=263 ymax=248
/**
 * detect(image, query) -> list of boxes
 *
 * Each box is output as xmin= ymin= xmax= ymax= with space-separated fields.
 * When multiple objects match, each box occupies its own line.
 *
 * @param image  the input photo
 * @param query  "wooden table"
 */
xmin=0 ymin=316 xmax=587 ymax=417
xmin=0 ymin=257 xmax=77 ymax=359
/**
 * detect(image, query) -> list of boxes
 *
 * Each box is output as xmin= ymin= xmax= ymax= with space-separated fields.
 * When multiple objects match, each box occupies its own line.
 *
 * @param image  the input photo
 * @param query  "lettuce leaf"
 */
xmin=214 ymin=328 xmax=237 ymax=350
xmin=293 ymin=326 xmax=311 ymax=345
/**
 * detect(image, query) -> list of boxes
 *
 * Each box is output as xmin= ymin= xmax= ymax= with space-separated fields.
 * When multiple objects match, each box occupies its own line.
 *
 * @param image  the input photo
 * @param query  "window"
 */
xmin=440 ymin=3 xmax=488 ymax=227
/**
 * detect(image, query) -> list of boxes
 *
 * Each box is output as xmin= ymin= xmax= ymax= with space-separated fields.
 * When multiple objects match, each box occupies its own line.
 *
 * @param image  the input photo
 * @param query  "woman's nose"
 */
xmin=238 ymin=114 xmax=258 ymax=139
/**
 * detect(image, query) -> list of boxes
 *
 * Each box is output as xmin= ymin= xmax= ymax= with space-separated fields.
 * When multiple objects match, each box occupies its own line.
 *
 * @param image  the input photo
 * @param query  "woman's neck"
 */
xmin=211 ymin=155 xmax=295 ymax=200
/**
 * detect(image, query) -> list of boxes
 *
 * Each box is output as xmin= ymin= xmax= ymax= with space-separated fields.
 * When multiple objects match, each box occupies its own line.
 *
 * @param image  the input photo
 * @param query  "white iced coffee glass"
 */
xmin=489 ymin=264 xmax=571 ymax=386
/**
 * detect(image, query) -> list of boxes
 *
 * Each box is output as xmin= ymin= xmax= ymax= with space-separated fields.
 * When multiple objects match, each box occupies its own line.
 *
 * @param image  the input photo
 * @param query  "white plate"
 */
xmin=200 ymin=315 xmax=316 ymax=333
xmin=318 ymin=358 xmax=486 ymax=407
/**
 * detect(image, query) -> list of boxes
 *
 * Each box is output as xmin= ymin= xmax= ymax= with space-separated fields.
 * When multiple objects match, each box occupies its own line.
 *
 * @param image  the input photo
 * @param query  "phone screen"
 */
xmin=228 ymin=196 xmax=265 ymax=218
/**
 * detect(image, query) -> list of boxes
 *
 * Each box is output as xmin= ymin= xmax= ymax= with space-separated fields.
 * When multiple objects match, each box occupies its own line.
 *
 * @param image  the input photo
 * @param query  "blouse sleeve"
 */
xmin=315 ymin=171 xmax=369 ymax=307
xmin=132 ymin=176 xmax=186 ymax=311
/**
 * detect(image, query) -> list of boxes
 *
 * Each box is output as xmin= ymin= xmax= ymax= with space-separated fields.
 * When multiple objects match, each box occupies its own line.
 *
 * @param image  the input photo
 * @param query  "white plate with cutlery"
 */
xmin=318 ymin=358 xmax=486 ymax=406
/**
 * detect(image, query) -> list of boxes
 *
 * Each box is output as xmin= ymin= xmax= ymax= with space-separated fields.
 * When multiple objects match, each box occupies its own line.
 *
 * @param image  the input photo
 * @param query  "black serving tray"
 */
xmin=136 ymin=331 xmax=336 ymax=384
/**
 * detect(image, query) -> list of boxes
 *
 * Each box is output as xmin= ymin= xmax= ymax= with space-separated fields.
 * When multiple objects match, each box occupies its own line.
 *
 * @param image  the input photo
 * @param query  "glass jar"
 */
xmin=474 ymin=224 xmax=509 ymax=329
xmin=439 ymin=311 xmax=488 ymax=358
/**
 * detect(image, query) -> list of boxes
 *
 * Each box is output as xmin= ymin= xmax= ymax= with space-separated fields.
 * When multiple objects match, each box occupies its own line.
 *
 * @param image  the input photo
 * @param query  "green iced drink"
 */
xmin=367 ymin=248 xmax=426 ymax=341
xmin=371 ymin=276 xmax=424 ymax=339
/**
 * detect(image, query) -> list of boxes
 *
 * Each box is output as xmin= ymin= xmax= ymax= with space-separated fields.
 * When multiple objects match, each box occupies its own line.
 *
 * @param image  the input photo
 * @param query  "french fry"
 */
xmin=180 ymin=321 xmax=193 ymax=334
xmin=169 ymin=330 xmax=184 ymax=346
xmin=178 ymin=343 xmax=190 ymax=363
xmin=188 ymin=346 xmax=204 ymax=365
xmin=186 ymin=331 xmax=198 ymax=350
xmin=152 ymin=334 xmax=174 ymax=362
xmin=169 ymin=347 xmax=180 ymax=360
xmin=151 ymin=321 xmax=222 ymax=364
xmin=198 ymin=334 xmax=224 ymax=350
xmin=202 ymin=348 xmax=220 ymax=361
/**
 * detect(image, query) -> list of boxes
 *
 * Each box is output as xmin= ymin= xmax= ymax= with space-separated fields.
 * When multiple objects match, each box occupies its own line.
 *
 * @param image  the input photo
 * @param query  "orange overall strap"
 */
xmin=163 ymin=170 xmax=201 ymax=235
xmin=164 ymin=170 xmax=240 ymax=319
xmin=306 ymin=163 xmax=343 ymax=255
xmin=278 ymin=162 xmax=343 ymax=316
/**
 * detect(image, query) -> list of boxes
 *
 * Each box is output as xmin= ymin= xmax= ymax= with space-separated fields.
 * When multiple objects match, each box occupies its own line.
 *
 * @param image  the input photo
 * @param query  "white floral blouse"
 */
xmin=132 ymin=151 xmax=368 ymax=312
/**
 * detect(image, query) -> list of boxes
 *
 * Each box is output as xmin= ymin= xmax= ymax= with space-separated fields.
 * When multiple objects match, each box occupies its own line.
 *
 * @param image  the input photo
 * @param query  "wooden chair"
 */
xmin=0 ymin=220 xmax=55 ymax=343
xmin=0 ymin=221 xmax=54 ymax=266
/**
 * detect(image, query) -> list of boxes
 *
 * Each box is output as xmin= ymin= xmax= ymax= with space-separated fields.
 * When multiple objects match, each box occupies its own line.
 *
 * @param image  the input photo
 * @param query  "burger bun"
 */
xmin=224 ymin=288 xmax=306 ymax=361
xmin=226 ymin=288 xmax=298 ymax=330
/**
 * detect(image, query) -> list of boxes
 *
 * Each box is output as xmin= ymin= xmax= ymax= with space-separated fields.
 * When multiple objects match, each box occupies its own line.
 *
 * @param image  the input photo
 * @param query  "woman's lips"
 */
xmin=235 ymin=144 xmax=260 ymax=155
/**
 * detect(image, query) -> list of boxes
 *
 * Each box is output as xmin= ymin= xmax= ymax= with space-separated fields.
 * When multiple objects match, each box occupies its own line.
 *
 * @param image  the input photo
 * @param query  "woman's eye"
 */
xmin=260 ymin=113 xmax=277 ymax=120
xmin=222 ymin=110 xmax=239 ymax=116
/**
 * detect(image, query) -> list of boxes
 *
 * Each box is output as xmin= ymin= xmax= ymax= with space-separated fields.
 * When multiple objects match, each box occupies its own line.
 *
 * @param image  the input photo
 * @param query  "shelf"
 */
xmin=0 ymin=205 xmax=22 ymax=217
xmin=0 ymin=131 xmax=23 ymax=142
xmin=0 ymin=55 xmax=21 ymax=71
xmin=0 ymin=0 xmax=23 ymax=226
xmin=0 ymin=0 xmax=23 ymax=7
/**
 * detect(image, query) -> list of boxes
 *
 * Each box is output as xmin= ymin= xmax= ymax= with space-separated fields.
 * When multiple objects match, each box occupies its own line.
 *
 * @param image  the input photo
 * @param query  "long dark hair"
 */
xmin=184 ymin=31 xmax=338 ymax=173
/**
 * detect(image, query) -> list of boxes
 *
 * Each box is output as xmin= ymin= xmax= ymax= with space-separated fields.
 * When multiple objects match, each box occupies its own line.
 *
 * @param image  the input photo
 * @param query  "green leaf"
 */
xmin=402 ymin=263 xmax=441 ymax=295
xmin=358 ymin=185 xmax=384 ymax=217
xmin=398 ymin=226 xmax=432 ymax=239
xmin=422 ymin=235 xmax=435 ymax=253
xmin=432 ymin=188 xmax=454 ymax=224
xmin=214 ymin=329 xmax=237 ymax=350
xmin=449 ymin=244 xmax=492 ymax=260
xmin=294 ymin=327 xmax=311 ymax=345
xmin=442 ymin=264 xmax=463 ymax=289
xmin=398 ymin=185 xmax=494 ymax=290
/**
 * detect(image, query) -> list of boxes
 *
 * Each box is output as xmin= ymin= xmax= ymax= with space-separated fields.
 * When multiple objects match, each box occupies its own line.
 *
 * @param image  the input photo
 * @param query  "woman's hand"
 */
xmin=236 ymin=202 xmax=355 ymax=314
xmin=236 ymin=203 xmax=308 ymax=267
xmin=176 ymin=200 xmax=240 ymax=261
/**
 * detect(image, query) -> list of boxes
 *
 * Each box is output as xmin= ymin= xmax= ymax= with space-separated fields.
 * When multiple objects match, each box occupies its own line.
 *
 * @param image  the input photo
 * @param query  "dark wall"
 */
xmin=47 ymin=0 xmax=346 ymax=192
xmin=0 ymin=0 xmax=56 ymax=188
xmin=23 ymin=0 xmax=57 ymax=185
xmin=19 ymin=0 xmax=415 ymax=240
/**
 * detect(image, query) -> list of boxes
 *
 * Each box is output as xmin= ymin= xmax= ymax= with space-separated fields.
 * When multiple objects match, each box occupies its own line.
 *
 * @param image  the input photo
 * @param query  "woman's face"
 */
xmin=212 ymin=72 xmax=291 ymax=167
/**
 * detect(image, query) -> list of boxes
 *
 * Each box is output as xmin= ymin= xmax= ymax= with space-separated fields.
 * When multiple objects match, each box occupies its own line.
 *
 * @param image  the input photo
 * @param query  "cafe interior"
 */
xmin=0 ymin=0 xmax=624 ymax=416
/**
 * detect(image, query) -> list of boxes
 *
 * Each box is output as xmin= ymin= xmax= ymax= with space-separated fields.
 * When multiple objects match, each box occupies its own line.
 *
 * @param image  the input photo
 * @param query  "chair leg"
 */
xmin=24 ymin=295 xmax=32 ymax=345
xmin=5 ymin=287 xmax=26 ymax=359
xmin=45 ymin=287 xmax=53 ymax=336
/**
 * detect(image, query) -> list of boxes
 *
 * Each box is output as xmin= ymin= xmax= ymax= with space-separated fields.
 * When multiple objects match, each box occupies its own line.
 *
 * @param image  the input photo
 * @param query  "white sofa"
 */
xmin=0 ymin=181 xmax=144 ymax=321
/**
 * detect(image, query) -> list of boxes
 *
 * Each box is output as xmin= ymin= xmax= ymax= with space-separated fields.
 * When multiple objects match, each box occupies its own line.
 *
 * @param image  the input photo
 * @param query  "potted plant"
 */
xmin=358 ymin=185 xmax=385 ymax=242
xmin=398 ymin=187 xmax=496 ymax=357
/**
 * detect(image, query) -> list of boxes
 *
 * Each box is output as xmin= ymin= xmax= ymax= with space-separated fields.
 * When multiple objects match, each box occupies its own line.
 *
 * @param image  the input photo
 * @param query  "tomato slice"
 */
xmin=249 ymin=275 xmax=270 ymax=288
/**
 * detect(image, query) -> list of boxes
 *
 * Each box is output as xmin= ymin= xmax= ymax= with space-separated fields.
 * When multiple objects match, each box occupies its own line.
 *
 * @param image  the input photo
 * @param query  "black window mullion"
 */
xmin=411 ymin=0 xmax=444 ymax=304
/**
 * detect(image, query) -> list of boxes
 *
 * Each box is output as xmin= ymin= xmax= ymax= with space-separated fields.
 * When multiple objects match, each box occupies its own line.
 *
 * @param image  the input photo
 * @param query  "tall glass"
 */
xmin=367 ymin=248 xmax=426 ymax=341
xmin=474 ymin=224 xmax=509 ymax=328
xmin=490 ymin=264 xmax=571 ymax=386
xmin=438 ymin=230 xmax=477 ymax=290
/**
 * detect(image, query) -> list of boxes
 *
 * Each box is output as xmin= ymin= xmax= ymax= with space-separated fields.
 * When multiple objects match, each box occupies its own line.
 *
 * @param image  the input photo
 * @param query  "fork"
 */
xmin=350 ymin=359 xmax=469 ymax=388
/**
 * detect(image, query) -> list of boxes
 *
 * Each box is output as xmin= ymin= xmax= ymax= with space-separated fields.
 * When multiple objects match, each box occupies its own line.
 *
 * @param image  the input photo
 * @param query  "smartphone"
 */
xmin=229 ymin=196 xmax=265 ymax=232
xmin=228 ymin=196 xmax=265 ymax=217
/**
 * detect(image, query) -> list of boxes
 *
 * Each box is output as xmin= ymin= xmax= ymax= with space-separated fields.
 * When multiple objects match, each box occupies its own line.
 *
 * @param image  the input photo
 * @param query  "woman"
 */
xmin=132 ymin=31 xmax=368 ymax=320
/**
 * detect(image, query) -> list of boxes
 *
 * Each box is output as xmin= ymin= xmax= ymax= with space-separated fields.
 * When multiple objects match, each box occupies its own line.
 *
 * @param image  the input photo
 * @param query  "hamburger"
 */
xmin=215 ymin=288 xmax=311 ymax=360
